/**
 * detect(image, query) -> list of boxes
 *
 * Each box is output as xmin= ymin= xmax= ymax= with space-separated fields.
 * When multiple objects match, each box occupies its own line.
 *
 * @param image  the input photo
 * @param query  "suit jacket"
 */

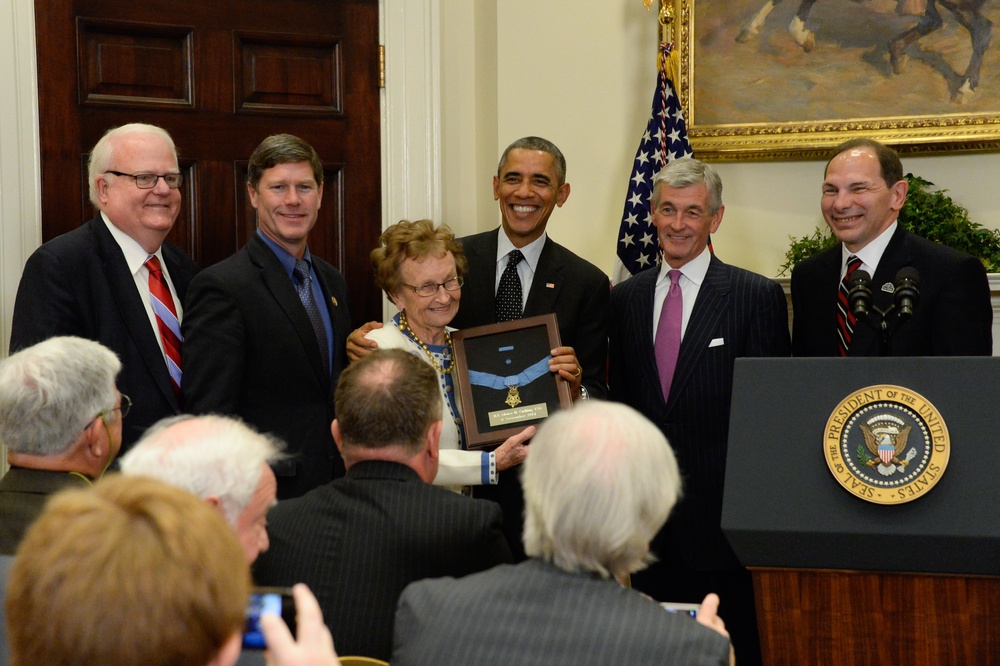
xmin=0 ymin=468 xmax=93 ymax=555
xmin=392 ymin=559 xmax=731 ymax=665
xmin=452 ymin=229 xmax=611 ymax=559
xmin=791 ymin=225 xmax=993 ymax=356
xmin=181 ymin=234 xmax=352 ymax=499
xmin=609 ymin=256 xmax=790 ymax=571
xmin=251 ymin=460 xmax=512 ymax=661
xmin=9 ymin=215 xmax=200 ymax=448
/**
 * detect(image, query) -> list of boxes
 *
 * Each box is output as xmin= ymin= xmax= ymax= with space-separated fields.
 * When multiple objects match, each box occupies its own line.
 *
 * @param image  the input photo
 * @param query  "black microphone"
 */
xmin=847 ymin=269 xmax=873 ymax=320
xmin=894 ymin=267 xmax=920 ymax=320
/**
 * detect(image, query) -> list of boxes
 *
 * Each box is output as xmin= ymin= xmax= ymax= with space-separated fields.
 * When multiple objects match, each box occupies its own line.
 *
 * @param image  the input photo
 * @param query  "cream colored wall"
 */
xmin=439 ymin=2 xmax=1000 ymax=280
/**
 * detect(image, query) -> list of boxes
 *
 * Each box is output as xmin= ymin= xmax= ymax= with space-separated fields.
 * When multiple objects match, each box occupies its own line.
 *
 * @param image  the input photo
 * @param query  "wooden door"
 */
xmin=34 ymin=0 xmax=382 ymax=324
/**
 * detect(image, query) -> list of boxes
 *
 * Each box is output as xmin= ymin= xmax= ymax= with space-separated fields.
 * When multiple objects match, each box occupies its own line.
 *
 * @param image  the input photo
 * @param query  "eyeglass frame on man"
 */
xmin=90 ymin=393 xmax=132 ymax=429
xmin=401 ymin=276 xmax=464 ymax=297
xmin=104 ymin=170 xmax=184 ymax=189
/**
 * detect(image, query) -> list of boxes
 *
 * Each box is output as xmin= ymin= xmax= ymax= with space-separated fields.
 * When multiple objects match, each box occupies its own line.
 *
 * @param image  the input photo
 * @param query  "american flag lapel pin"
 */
xmin=546 ymin=282 xmax=555 ymax=289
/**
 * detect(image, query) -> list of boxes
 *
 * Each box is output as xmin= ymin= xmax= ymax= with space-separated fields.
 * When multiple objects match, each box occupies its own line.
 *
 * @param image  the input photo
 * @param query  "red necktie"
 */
xmin=836 ymin=255 xmax=863 ymax=357
xmin=146 ymin=256 xmax=182 ymax=397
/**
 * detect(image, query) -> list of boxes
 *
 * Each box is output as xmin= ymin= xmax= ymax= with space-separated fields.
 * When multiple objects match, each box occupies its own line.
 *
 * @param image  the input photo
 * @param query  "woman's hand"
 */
xmin=493 ymin=425 xmax=536 ymax=471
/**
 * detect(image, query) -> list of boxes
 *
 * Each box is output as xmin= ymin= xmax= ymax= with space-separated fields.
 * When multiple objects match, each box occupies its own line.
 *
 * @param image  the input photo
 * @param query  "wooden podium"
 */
xmin=723 ymin=358 xmax=1000 ymax=666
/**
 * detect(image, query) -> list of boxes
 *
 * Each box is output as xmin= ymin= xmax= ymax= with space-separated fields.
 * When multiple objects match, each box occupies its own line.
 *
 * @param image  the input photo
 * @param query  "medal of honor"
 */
xmin=505 ymin=385 xmax=521 ymax=408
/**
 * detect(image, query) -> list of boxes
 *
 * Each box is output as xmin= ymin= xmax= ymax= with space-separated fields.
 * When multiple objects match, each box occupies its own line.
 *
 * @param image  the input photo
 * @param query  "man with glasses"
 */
xmin=0 ymin=336 xmax=125 ymax=554
xmin=182 ymin=134 xmax=352 ymax=499
xmin=10 ymin=123 xmax=200 ymax=451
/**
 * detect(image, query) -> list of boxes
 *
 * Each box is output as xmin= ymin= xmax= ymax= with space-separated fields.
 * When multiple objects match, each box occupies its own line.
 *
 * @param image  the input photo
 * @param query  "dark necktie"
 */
xmin=495 ymin=249 xmax=525 ymax=322
xmin=837 ymin=255 xmax=863 ymax=357
xmin=654 ymin=269 xmax=683 ymax=401
xmin=145 ymin=256 xmax=182 ymax=398
xmin=293 ymin=259 xmax=330 ymax=373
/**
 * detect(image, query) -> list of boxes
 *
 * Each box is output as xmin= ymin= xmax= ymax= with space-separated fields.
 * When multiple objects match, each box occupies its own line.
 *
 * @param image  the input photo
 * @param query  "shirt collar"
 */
xmin=101 ymin=211 xmax=163 ymax=276
xmin=656 ymin=245 xmax=711 ymax=287
xmin=842 ymin=221 xmax=897 ymax=274
xmin=257 ymin=228 xmax=313 ymax=279
xmin=497 ymin=228 xmax=547 ymax=274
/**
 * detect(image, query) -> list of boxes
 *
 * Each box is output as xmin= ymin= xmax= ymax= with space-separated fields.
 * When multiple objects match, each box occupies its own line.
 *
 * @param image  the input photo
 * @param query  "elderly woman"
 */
xmin=365 ymin=219 xmax=535 ymax=489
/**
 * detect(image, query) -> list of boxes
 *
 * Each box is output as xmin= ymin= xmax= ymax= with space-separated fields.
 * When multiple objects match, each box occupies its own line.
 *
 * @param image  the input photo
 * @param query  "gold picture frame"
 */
xmin=673 ymin=0 xmax=1000 ymax=161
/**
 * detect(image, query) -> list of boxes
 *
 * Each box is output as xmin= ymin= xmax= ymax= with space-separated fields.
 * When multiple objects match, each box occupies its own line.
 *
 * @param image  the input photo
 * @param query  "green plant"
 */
xmin=778 ymin=174 xmax=1000 ymax=275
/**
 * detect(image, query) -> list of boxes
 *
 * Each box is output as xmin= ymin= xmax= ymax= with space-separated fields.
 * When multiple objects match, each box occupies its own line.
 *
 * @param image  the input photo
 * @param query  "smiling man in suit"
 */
xmin=182 ymin=134 xmax=352 ymax=499
xmin=791 ymin=138 xmax=992 ymax=356
xmin=10 ymin=123 xmax=199 ymax=450
xmin=609 ymin=157 xmax=790 ymax=666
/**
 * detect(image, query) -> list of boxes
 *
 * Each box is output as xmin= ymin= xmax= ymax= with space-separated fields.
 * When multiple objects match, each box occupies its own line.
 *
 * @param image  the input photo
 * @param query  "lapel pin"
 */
xmin=545 ymin=282 xmax=555 ymax=289
xmin=331 ymin=296 xmax=339 ymax=307
xmin=881 ymin=283 xmax=894 ymax=294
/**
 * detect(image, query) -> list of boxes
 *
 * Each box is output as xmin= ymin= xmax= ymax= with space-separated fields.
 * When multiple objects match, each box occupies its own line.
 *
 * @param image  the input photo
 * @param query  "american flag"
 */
xmin=613 ymin=41 xmax=693 ymax=284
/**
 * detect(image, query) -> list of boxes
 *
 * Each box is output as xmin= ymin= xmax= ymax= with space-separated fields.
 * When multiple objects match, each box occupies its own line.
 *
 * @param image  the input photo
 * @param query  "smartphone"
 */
xmin=242 ymin=587 xmax=296 ymax=650
xmin=660 ymin=601 xmax=700 ymax=618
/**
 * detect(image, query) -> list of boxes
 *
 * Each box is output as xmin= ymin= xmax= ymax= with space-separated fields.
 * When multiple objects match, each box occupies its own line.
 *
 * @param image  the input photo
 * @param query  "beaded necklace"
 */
xmin=399 ymin=311 xmax=453 ymax=375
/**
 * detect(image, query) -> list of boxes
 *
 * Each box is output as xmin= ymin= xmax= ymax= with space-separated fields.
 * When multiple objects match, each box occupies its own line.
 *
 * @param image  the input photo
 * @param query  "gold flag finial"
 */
xmin=643 ymin=0 xmax=654 ymax=10
xmin=658 ymin=0 xmax=674 ymax=26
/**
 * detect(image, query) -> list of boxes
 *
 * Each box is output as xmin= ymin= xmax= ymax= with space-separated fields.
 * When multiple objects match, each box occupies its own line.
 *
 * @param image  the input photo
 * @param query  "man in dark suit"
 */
xmin=0 ymin=337 xmax=124 ymax=555
xmin=392 ymin=401 xmax=734 ymax=666
xmin=9 ymin=123 xmax=199 ymax=449
xmin=253 ymin=350 xmax=512 ymax=661
xmin=182 ymin=134 xmax=352 ymax=499
xmin=609 ymin=158 xmax=790 ymax=666
xmin=792 ymin=138 xmax=992 ymax=356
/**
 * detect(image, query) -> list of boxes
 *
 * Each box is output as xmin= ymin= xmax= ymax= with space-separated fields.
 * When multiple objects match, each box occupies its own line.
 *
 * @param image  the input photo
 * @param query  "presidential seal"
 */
xmin=823 ymin=385 xmax=950 ymax=505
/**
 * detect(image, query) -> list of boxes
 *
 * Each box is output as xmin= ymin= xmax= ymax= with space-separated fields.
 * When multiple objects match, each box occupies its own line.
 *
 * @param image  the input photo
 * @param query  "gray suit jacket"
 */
xmin=392 ymin=559 xmax=731 ymax=665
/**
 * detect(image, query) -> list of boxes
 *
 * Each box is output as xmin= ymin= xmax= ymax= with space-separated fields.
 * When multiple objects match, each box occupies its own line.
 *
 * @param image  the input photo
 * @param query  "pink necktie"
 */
xmin=146 ymin=256 xmax=182 ymax=397
xmin=654 ymin=269 xmax=682 ymax=402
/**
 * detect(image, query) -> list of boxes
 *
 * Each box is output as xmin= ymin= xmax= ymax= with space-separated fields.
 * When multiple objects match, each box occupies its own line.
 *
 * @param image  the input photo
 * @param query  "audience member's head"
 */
xmin=333 ymin=349 xmax=442 ymax=480
xmin=522 ymin=401 xmax=682 ymax=581
xmin=6 ymin=474 xmax=249 ymax=666
xmin=0 ymin=336 xmax=122 ymax=478
xmin=120 ymin=414 xmax=281 ymax=563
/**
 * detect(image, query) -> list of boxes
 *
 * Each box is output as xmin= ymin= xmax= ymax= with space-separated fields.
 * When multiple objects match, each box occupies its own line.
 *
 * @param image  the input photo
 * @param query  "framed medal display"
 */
xmin=452 ymin=313 xmax=573 ymax=450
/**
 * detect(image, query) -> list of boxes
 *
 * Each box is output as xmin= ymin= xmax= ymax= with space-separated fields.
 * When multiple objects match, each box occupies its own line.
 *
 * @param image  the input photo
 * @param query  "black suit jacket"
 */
xmin=252 ymin=460 xmax=512 ymax=661
xmin=0 ymin=468 xmax=93 ymax=555
xmin=609 ymin=256 xmax=790 ymax=571
xmin=1 ymin=554 xmax=12 ymax=665
xmin=9 ymin=215 xmax=199 ymax=449
xmin=181 ymin=235 xmax=352 ymax=498
xmin=791 ymin=225 xmax=993 ymax=356
xmin=392 ymin=559 xmax=731 ymax=665
xmin=451 ymin=229 xmax=611 ymax=559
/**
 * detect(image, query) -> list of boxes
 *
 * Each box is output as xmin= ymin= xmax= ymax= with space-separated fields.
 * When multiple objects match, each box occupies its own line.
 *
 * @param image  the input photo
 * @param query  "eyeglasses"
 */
xmin=97 ymin=393 xmax=132 ymax=424
xmin=402 ymin=276 xmax=464 ymax=297
xmin=105 ymin=170 xmax=183 ymax=189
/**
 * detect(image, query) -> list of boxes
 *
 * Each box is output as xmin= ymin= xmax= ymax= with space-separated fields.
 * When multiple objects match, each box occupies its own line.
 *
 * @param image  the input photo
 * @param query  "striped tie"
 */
xmin=146 ymin=256 xmax=182 ymax=397
xmin=836 ymin=255 xmax=863 ymax=357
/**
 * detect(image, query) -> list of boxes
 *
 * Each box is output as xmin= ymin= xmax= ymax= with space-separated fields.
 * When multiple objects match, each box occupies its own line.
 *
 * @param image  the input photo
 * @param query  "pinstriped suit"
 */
xmin=392 ymin=559 xmax=731 ymax=665
xmin=609 ymin=256 xmax=789 ymax=666
xmin=251 ymin=460 xmax=512 ymax=661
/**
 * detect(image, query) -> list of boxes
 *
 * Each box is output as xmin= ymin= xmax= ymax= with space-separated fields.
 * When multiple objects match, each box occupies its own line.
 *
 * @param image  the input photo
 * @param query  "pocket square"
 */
xmin=709 ymin=337 xmax=724 ymax=348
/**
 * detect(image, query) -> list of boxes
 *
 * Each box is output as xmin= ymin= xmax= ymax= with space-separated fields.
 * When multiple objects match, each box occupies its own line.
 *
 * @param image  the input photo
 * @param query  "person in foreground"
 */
xmin=364 ymin=219 xmax=533 ymax=489
xmin=0 ymin=336 xmax=124 ymax=554
xmin=5 ymin=474 xmax=341 ymax=666
xmin=253 ymin=349 xmax=512 ymax=660
xmin=391 ymin=401 xmax=735 ymax=666
xmin=791 ymin=137 xmax=992 ymax=356
xmin=119 ymin=414 xmax=281 ymax=564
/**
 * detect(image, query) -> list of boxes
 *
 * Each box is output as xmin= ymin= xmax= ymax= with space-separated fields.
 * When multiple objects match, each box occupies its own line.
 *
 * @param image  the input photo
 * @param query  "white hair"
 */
xmin=522 ymin=401 xmax=682 ymax=580
xmin=120 ymin=415 xmax=283 ymax=526
xmin=0 ymin=337 xmax=120 ymax=455
xmin=87 ymin=123 xmax=178 ymax=207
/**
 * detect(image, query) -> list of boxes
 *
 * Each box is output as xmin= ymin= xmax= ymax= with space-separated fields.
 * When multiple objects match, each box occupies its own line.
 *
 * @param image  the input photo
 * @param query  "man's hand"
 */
xmin=548 ymin=346 xmax=583 ymax=398
xmin=261 ymin=583 xmax=340 ymax=666
xmin=346 ymin=322 xmax=383 ymax=362
xmin=696 ymin=593 xmax=735 ymax=666
xmin=493 ymin=425 xmax=535 ymax=471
